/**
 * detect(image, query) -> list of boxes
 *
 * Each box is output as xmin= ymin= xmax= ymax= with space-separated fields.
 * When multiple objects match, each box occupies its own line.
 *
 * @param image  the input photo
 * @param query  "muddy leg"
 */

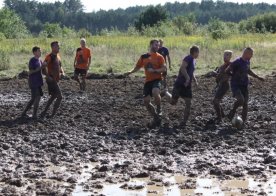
xmin=32 ymin=96 xmax=41 ymax=119
xmin=152 ymin=87 xmax=161 ymax=116
xmin=213 ymin=98 xmax=222 ymax=122
xmin=228 ymin=93 xmax=244 ymax=120
xmin=22 ymin=98 xmax=35 ymax=117
xmin=183 ymin=98 xmax=192 ymax=124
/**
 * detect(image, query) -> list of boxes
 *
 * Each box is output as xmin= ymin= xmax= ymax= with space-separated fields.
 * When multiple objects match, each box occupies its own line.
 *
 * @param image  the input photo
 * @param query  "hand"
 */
xmin=124 ymin=71 xmax=132 ymax=77
xmin=147 ymin=68 xmax=155 ymax=73
xmin=258 ymin=76 xmax=265 ymax=81
xmin=184 ymin=80 xmax=190 ymax=87
xmin=46 ymin=76 xmax=54 ymax=82
xmin=194 ymin=80 xmax=199 ymax=87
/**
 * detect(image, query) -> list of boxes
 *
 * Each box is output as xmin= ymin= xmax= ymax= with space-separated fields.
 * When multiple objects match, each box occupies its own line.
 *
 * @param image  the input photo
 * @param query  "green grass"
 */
xmin=0 ymin=34 xmax=275 ymax=77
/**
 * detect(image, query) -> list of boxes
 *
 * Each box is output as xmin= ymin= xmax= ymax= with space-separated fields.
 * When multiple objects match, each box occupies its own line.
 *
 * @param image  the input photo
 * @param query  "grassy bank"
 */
xmin=0 ymin=34 xmax=275 ymax=77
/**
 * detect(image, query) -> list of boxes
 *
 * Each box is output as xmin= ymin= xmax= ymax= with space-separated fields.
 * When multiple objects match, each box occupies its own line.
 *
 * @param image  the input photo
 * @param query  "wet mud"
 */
xmin=0 ymin=75 xmax=275 ymax=195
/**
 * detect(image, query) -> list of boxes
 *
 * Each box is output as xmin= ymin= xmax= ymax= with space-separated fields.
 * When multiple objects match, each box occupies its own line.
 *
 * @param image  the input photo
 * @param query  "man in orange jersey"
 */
xmin=125 ymin=39 xmax=167 ymax=128
xmin=73 ymin=38 xmax=92 ymax=91
xmin=40 ymin=41 xmax=65 ymax=118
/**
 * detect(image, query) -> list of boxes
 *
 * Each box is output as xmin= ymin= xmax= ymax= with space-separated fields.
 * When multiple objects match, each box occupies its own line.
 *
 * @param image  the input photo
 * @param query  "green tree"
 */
xmin=135 ymin=5 xmax=168 ymax=31
xmin=0 ymin=8 xmax=29 ymax=38
xmin=208 ymin=18 xmax=230 ymax=40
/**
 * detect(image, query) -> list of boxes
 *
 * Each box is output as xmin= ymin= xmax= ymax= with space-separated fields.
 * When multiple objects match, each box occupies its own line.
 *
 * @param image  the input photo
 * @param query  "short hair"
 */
xmin=224 ymin=50 xmax=233 ymax=56
xmin=159 ymin=39 xmax=164 ymax=43
xmin=32 ymin=46 xmax=40 ymax=53
xmin=51 ymin=41 xmax=59 ymax=48
xmin=80 ymin=38 xmax=86 ymax=43
xmin=76 ymin=47 xmax=82 ymax=52
xmin=190 ymin=45 xmax=200 ymax=55
xmin=150 ymin=39 xmax=159 ymax=46
xmin=244 ymin=47 xmax=254 ymax=53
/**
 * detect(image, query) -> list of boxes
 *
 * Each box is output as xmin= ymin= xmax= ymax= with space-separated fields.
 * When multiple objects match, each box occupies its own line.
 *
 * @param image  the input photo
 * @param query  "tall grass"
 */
xmin=0 ymin=33 xmax=275 ymax=77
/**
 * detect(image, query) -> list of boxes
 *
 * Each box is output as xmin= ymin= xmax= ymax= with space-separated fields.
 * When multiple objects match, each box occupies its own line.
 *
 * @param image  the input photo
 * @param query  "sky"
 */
xmin=0 ymin=0 xmax=275 ymax=12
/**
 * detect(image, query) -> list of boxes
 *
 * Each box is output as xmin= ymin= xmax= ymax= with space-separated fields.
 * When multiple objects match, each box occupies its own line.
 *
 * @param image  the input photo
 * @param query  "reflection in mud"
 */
xmin=100 ymin=175 xmax=276 ymax=196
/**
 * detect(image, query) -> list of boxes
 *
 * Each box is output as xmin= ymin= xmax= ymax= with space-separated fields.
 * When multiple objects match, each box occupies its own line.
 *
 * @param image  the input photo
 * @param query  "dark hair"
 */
xmin=150 ymin=39 xmax=159 ymax=46
xmin=244 ymin=47 xmax=253 ymax=53
xmin=32 ymin=46 xmax=40 ymax=53
xmin=76 ymin=47 xmax=82 ymax=52
xmin=51 ymin=41 xmax=59 ymax=48
xmin=190 ymin=45 xmax=200 ymax=55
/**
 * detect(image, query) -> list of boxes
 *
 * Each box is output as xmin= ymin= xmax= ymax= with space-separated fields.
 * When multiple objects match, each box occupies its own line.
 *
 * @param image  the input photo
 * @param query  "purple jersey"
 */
xmin=175 ymin=55 xmax=195 ymax=87
xmin=28 ymin=57 xmax=43 ymax=88
xmin=158 ymin=47 xmax=169 ymax=62
xmin=230 ymin=57 xmax=250 ymax=87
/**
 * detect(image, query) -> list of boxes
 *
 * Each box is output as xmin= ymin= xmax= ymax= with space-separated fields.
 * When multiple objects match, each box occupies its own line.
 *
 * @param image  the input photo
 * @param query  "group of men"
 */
xmin=126 ymin=39 xmax=264 ymax=128
xmin=22 ymin=38 xmax=91 ymax=119
xmin=22 ymin=38 xmax=264 ymax=129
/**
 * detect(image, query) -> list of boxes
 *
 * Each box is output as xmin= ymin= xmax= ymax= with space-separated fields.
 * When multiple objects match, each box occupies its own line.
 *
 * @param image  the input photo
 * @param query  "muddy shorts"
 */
xmin=231 ymin=85 xmax=248 ymax=101
xmin=31 ymin=87 xmax=43 ymax=99
xmin=74 ymin=68 xmax=87 ymax=77
xmin=214 ymin=82 xmax=229 ymax=99
xmin=143 ymin=79 xmax=161 ymax=97
xmin=172 ymin=83 xmax=192 ymax=99
xmin=47 ymin=80 xmax=61 ymax=96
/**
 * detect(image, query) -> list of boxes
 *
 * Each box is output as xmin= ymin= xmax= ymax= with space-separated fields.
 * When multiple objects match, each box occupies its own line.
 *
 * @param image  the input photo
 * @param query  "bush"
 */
xmin=78 ymin=28 xmax=92 ymax=38
xmin=208 ymin=18 xmax=230 ymax=40
xmin=239 ymin=12 xmax=276 ymax=33
xmin=0 ymin=8 xmax=29 ymax=38
xmin=0 ymin=51 xmax=10 ymax=71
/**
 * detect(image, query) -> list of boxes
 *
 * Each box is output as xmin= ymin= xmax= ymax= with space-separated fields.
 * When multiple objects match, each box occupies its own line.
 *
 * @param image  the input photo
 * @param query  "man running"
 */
xmin=41 ymin=41 xmax=65 ymax=118
xmin=125 ymin=39 xmax=166 ymax=128
xmin=73 ymin=38 xmax=92 ymax=91
xmin=212 ymin=50 xmax=233 ymax=122
xmin=21 ymin=46 xmax=45 ymax=119
xmin=226 ymin=47 xmax=265 ymax=124
xmin=165 ymin=46 xmax=199 ymax=126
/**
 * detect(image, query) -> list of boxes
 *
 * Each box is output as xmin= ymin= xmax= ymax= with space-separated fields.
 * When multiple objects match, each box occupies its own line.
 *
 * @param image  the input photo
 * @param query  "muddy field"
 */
xmin=0 ymin=74 xmax=275 ymax=195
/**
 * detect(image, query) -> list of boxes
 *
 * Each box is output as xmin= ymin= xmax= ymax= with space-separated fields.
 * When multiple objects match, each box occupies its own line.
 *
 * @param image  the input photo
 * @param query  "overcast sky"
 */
xmin=0 ymin=0 xmax=275 ymax=12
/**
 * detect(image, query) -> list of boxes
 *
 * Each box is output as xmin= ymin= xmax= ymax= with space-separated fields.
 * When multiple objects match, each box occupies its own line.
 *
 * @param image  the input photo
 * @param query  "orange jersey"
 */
xmin=75 ymin=47 xmax=91 ymax=70
xmin=44 ymin=53 xmax=62 ymax=82
xmin=136 ymin=52 xmax=165 ymax=83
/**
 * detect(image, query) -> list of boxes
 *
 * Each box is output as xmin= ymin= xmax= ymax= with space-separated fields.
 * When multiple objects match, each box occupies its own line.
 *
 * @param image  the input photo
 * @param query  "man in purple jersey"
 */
xmin=21 ymin=46 xmax=46 ymax=119
xmin=165 ymin=45 xmax=199 ymax=126
xmin=226 ymin=47 xmax=265 ymax=124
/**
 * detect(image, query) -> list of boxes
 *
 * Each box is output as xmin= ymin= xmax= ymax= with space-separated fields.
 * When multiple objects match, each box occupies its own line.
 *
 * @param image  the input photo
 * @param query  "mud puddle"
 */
xmin=100 ymin=175 xmax=276 ymax=195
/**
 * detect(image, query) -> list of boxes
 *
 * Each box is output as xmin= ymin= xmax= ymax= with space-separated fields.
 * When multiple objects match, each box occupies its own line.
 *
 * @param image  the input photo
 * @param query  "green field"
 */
xmin=0 ymin=34 xmax=276 ymax=77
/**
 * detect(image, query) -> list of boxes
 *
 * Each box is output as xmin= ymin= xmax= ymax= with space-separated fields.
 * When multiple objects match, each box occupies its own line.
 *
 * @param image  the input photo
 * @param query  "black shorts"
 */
xmin=47 ymin=80 xmax=61 ymax=96
xmin=231 ymin=85 xmax=248 ymax=101
xmin=31 ymin=87 xmax=43 ymax=99
xmin=214 ymin=82 xmax=229 ymax=99
xmin=172 ymin=84 xmax=192 ymax=99
xmin=74 ymin=68 xmax=87 ymax=77
xmin=143 ymin=80 xmax=161 ymax=97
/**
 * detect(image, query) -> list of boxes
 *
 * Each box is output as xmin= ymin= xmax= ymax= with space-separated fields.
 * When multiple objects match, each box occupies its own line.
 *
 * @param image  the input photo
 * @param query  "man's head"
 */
xmin=32 ymin=46 xmax=41 ymax=58
xmin=242 ymin=47 xmax=254 ymax=61
xmin=80 ymin=38 xmax=86 ymax=48
xmin=224 ymin=50 xmax=233 ymax=63
xmin=150 ymin=39 xmax=159 ymax=53
xmin=190 ymin=45 xmax=200 ymax=59
xmin=51 ymin=41 xmax=60 ymax=54
xmin=159 ymin=39 xmax=164 ymax=47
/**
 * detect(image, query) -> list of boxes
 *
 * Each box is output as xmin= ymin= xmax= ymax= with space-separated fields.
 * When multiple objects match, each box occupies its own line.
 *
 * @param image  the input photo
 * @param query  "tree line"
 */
xmin=1 ymin=0 xmax=276 ymax=39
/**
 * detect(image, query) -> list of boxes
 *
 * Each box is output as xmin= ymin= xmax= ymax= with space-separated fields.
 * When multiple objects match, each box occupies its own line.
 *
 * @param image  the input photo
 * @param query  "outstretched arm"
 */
xmin=248 ymin=69 xmax=265 ymax=81
xmin=125 ymin=66 xmax=141 ymax=76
